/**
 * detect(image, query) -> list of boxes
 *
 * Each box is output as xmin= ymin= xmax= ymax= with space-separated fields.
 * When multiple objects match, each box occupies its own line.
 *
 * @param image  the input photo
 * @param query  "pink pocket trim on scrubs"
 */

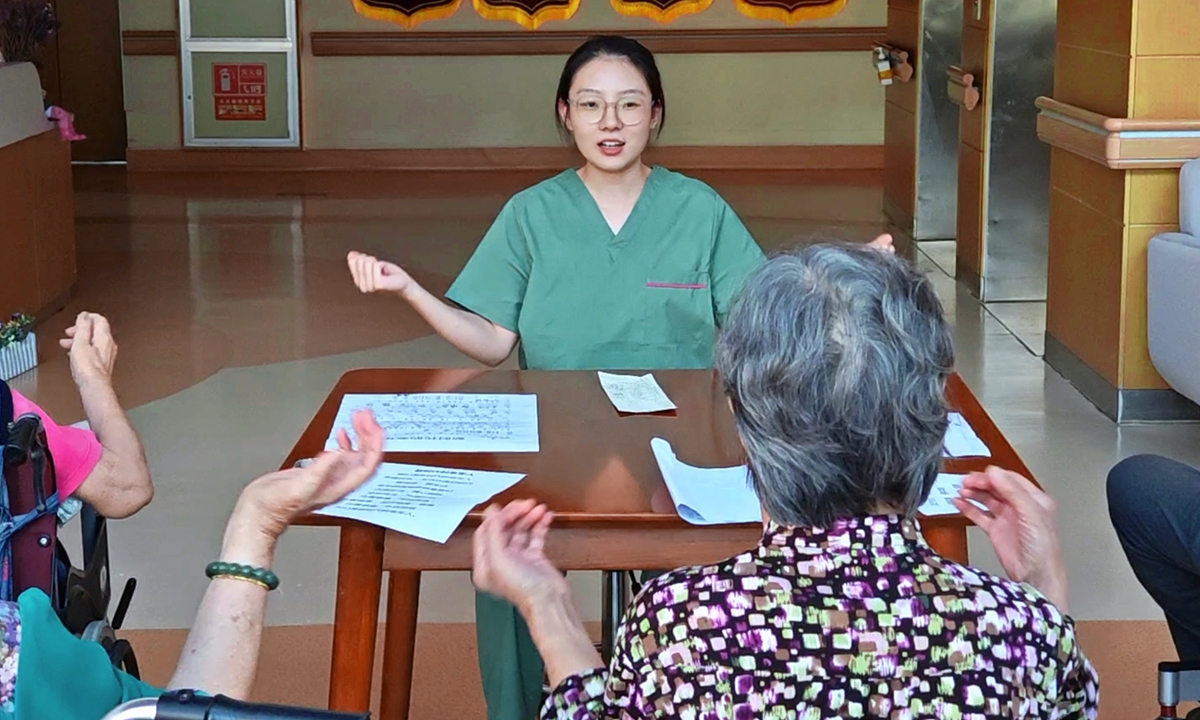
xmin=646 ymin=282 xmax=709 ymax=290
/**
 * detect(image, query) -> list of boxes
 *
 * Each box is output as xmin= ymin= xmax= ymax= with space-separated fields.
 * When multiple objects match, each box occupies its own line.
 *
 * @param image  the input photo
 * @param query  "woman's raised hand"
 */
xmin=348 ymin=251 xmax=416 ymax=295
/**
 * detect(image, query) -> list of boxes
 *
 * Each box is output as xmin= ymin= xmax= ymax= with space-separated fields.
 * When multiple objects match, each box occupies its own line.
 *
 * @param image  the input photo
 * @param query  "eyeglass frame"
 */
xmin=563 ymin=94 xmax=657 ymax=127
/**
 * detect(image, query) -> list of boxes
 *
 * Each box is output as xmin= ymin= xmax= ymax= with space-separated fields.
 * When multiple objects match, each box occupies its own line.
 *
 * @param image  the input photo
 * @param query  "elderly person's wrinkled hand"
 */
xmin=953 ymin=465 xmax=1070 ymax=613
xmin=60 ymin=312 xmax=118 ymax=389
xmin=165 ymin=410 xmax=385 ymax=700
xmin=229 ymin=408 xmax=384 ymax=549
xmin=473 ymin=500 xmax=567 ymax=613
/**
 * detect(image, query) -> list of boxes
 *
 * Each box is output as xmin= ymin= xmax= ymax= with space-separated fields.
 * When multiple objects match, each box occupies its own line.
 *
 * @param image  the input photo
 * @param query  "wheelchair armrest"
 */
xmin=1159 ymin=660 xmax=1200 ymax=706
xmin=102 ymin=691 xmax=372 ymax=720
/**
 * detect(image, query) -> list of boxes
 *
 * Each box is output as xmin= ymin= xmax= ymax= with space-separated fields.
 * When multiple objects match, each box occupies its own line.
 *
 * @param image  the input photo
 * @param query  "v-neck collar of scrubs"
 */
xmin=564 ymin=165 xmax=660 ymax=248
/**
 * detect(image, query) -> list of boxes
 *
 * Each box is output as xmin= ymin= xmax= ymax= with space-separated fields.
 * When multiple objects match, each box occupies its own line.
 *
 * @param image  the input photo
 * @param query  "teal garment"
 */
xmin=445 ymin=166 xmax=766 ymax=371
xmin=474 ymin=594 xmax=544 ymax=720
xmin=12 ymin=589 xmax=162 ymax=720
xmin=446 ymin=167 xmax=766 ymax=720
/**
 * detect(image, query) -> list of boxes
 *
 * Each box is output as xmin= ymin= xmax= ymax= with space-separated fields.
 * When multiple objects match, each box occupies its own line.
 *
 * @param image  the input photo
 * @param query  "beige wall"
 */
xmin=119 ymin=0 xmax=886 ymax=150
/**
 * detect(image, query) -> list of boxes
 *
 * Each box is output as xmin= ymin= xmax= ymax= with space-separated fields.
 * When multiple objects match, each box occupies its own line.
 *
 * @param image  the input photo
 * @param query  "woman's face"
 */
xmin=559 ymin=56 xmax=660 ymax=175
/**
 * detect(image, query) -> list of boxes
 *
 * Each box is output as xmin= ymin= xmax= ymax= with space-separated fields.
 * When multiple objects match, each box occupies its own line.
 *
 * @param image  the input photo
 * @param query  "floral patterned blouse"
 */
xmin=545 ymin=515 xmax=1099 ymax=719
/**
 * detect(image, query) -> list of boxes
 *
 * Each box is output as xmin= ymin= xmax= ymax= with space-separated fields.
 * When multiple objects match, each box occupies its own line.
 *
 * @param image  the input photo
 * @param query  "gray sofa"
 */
xmin=1147 ymin=158 xmax=1200 ymax=405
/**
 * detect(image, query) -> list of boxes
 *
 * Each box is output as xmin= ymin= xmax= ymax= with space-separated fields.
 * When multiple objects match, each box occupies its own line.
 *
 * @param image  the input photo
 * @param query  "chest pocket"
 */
xmin=642 ymin=271 xmax=714 ymax=346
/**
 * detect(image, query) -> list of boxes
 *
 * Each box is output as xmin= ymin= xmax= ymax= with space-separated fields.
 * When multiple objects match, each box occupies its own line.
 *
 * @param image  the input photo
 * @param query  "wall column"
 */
xmin=1039 ymin=0 xmax=1200 ymax=422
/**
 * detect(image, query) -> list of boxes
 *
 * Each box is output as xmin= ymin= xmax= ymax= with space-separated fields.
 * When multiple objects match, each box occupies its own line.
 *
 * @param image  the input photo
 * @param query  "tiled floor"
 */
xmin=18 ymin=167 xmax=1200 ymax=718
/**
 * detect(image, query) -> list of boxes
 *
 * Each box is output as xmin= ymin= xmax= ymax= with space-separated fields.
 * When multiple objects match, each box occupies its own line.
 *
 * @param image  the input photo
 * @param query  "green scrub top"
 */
xmin=445 ymin=167 xmax=766 ymax=371
xmin=10 ymin=589 xmax=162 ymax=720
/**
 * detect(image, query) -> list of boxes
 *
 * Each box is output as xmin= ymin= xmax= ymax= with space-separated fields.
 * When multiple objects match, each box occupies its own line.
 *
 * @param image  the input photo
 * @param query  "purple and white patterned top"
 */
xmin=545 ymin=515 xmax=1098 ymax=719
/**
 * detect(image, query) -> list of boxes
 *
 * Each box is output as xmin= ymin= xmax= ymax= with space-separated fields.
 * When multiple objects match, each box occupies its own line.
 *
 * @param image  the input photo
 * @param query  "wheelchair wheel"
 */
xmin=83 ymin=620 xmax=141 ymax=680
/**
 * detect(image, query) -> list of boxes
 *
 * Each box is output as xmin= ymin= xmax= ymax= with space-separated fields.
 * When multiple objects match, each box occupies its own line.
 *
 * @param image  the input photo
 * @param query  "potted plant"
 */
xmin=0 ymin=313 xmax=37 ymax=381
xmin=0 ymin=1 xmax=59 ymax=65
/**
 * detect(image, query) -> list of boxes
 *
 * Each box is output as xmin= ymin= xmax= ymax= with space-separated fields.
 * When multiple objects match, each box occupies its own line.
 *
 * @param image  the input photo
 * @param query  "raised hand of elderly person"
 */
xmin=868 ymin=232 xmax=896 ymax=253
xmin=165 ymin=409 xmax=385 ymax=699
xmin=473 ymin=500 xmax=602 ymax=688
xmin=61 ymin=311 xmax=118 ymax=384
xmin=49 ymin=312 xmax=155 ymax=518
xmin=953 ymin=465 xmax=1071 ymax=614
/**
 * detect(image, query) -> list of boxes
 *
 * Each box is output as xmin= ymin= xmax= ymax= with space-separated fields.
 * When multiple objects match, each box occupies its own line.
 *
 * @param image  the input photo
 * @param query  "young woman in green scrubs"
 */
xmin=348 ymin=36 xmax=890 ymax=720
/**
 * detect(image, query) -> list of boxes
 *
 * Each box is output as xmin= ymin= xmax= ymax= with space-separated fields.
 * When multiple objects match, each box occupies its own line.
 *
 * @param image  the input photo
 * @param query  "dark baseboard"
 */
xmin=1044 ymin=333 xmax=1200 ymax=423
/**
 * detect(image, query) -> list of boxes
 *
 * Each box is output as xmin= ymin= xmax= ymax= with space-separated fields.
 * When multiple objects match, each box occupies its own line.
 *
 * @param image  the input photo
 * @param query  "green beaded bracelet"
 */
xmin=205 ymin=561 xmax=280 ymax=591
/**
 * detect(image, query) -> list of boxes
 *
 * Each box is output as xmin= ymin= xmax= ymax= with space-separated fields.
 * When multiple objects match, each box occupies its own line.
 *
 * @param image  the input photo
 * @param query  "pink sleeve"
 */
xmin=9 ymin=390 xmax=103 ymax=499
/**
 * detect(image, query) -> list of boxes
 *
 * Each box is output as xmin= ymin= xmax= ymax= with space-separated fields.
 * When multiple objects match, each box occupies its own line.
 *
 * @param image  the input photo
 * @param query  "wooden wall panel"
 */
xmin=1050 ymin=147 xmax=1126 ymax=224
xmin=1054 ymin=45 xmax=1131 ymax=118
xmin=884 ymin=100 xmax=917 ymax=220
xmin=1134 ymin=0 xmax=1200 ymax=57
xmin=1122 ymin=223 xmax=1175 ymax=389
xmin=0 ymin=140 xmax=40 ymax=320
xmin=307 ymin=27 xmax=886 ymax=56
xmin=1057 ymin=0 xmax=1132 ymax=55
xmin=1046 ymin=186 xmax=1124 ymax=385
xmin=31 ymin=134 xmax=77 ymax=309
xmin=0 ymin=131 xmax=75 ymax=320
xmin=956 ymin=144 xmax=986 ymax=278
xmin=885 ymin=4 xmax=920 ymax=116
xmin=958 ymin=24 xmax=990 ymax=152
xmin=1131 ymin=57 xmax=1200 ymax=118
xmin=1127 ymin=170 xmax=1180 ymax=227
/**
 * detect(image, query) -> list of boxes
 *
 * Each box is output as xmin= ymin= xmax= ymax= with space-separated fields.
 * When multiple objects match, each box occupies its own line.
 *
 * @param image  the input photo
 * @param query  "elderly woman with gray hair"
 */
xmin=473 ymin=243 xmax=1099 ymax=719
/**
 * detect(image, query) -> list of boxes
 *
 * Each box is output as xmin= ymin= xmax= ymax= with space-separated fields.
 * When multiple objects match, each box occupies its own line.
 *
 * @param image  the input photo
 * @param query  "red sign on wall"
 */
xmin=213 ymin=63 xmax=267 ymax=122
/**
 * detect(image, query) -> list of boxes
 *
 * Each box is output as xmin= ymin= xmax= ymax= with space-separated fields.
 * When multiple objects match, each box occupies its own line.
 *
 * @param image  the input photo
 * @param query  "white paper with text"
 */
xmin=314 ymin=463 xmax=526 ymax=543
xmin=598 ymin=372 xmax=677 ymax=414
xmin=325 ymin=393 xmax=539 ymax=453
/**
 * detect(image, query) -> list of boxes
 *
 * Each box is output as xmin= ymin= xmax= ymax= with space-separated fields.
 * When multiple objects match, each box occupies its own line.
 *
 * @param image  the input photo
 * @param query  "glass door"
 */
xmin=179 ymin=0 xmax=299 ymax=147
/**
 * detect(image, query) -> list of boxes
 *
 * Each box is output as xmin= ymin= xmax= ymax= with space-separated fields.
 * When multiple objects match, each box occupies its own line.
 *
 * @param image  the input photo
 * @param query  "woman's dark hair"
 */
xmin=555 ymin=35 xmax=666 ymax=136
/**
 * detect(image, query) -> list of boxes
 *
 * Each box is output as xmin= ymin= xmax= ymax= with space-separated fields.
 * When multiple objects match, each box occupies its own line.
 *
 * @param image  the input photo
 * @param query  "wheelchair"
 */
xmin=1 ymin=379 xmax=140 ymax=676
xmin=1157 ymin=661 xmax=1200 ymax=719
xmin=102 ymin=691 xmax=369 ymax=720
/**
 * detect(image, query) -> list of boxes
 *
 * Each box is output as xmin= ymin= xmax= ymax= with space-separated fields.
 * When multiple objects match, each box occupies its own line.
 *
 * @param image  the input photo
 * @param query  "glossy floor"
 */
xmin=16 ymin=167 xmax=1199 ymax=719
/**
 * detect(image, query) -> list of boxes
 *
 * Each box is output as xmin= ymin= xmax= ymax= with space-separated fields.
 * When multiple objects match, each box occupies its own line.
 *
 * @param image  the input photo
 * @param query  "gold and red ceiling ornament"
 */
xmin=351 ymin=0 xmax=463 ymax=29
xmin=608 ymin=0 xmax=714 ymax=24
xmin=732 ymin=0 xmax=845 ymax=23
xmin=472 ymin=0 xmax=580 ymax=29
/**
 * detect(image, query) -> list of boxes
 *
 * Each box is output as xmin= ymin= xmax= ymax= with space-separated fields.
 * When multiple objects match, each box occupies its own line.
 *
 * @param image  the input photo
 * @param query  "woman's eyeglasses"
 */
xmin=568 ymin=96 xmax=650 ymax=126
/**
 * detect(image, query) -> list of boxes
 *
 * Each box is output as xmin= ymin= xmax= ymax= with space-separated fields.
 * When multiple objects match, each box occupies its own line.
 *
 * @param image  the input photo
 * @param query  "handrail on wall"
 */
xmin=947 ymin=65 xmax=980 ymax=111
xmin=1035 ymin=97 xmax=1200 ymax=133
xmin=1034 ymin=96 xmax=1200 ymax=169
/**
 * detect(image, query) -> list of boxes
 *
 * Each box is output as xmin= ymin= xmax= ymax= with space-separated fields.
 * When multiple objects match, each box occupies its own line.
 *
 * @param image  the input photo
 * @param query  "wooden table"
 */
xmin=283 ymin=368 xmax=1032 ymax=720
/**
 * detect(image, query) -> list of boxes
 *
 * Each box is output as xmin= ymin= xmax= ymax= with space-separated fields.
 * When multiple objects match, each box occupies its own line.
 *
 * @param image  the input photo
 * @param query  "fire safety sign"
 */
xmin=213 ymin=63 xmax=267 ymax=121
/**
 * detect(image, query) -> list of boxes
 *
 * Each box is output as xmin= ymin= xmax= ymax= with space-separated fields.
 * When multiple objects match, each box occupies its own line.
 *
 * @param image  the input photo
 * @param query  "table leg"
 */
xmin=379 ymin=571 xmax=422 ymax=720
xmin=328 ymin=524 xmax=386 ymax=712
xmin=923 ymin=524 xmax=970 ymax=565
xmin=600 ymin=571 xmax=628 ymax=664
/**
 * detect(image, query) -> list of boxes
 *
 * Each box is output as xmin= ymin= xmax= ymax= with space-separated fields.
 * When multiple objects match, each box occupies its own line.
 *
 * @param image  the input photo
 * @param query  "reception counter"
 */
xmin=0 ymin=62 xmax=77 ymax=321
